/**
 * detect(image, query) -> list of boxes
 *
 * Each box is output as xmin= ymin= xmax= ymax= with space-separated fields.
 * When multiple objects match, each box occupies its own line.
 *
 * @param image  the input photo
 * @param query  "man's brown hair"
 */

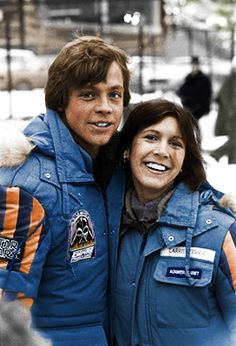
xmin=45 ymin=36 xmax=131 ymax=111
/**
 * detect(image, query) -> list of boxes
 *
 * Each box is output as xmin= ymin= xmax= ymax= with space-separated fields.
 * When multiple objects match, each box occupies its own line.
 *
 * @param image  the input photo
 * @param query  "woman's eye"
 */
xmin=170 ymin=140 xmax=183 ymax=148
xmin=145 ymin=134 xmax=158 ymax=141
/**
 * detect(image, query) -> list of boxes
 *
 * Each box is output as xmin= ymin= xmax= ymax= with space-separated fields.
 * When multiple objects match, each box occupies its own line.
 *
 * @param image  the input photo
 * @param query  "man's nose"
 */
xmin=95 ymin=96 xmax=112 ymax=114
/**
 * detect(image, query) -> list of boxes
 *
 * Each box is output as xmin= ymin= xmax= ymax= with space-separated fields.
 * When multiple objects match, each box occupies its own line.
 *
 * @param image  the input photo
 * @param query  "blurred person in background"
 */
xmin=0 ymin=300 xmax=51 ymax=346
xmin=0 ymin=35 xmax=131 ymax=346
xmin=211 ymin=57 xmax=236 ymax=163
xmin=177 ymin=56 xmax=212 ymax=122
xmin=106 ymin=99 xmax=236 ymax=346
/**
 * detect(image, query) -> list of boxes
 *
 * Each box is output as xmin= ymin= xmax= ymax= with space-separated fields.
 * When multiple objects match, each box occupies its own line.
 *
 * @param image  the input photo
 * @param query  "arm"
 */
xmin=216 ymin=221 xmax=236 ymax=339
xmin=0 ymin=185 xmax=49 ymax=307
xmin=1 ymin=291 xmax=34 ymax=309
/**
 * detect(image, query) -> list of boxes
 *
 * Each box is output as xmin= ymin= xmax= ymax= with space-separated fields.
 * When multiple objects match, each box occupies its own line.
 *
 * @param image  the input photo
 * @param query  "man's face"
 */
xmin=64 ymin=61 xmax=124 ymax=158
xmin=191 ymin=63 xmax=199 ymax=74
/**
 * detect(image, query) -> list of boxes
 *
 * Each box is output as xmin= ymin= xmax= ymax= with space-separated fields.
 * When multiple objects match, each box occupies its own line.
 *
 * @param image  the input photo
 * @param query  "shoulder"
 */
xmin=200 ymin=71 xmax=211 ymax=82
xmin=199 ymin=182 xmax=236 ymax=228
xmin=0 ymin=124 xmax=60 ymax=214
xmin=200 ymin=182 xmax=236 ymax=211
xmin=219 ymin=194 xmax=236 ymax=214
xmin=0 ymin=184 xmax=45 ymax=219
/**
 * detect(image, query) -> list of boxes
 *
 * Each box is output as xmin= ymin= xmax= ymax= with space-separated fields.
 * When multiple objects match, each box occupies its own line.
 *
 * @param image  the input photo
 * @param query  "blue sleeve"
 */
xmin=217 ymin=221 xmax=236 ymax=337
xmin=0 ymin=185 xmax=51 ymax=298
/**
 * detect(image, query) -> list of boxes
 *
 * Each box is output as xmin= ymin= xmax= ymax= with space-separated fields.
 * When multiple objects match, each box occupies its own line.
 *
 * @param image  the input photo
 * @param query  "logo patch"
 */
xmin=0 ymin=237 xmax=21 ymax=261
xmin=69 ymin=210 xmax=95 ymax=263
xmin=166 ymin=267 xmax=202 ymax=279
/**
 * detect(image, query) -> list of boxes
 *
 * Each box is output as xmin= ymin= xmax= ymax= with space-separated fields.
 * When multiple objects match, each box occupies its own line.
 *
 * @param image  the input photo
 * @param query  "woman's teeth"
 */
xmin=146 ymin=162 xmax=168 ymax=171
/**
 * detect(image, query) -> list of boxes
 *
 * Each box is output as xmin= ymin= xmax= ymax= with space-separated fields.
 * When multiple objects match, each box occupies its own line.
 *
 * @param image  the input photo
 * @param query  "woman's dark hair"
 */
xmin=45 ymin=36 xmax=131 ymax=111
xmin=120 ymin=98 xmax=206 ymax=191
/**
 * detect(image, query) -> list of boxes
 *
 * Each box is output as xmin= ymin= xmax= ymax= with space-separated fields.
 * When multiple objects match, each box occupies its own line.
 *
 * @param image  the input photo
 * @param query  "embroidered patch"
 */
xmin=166 ymin=267 xmax=202 ymax=279
xmin=69 ymin=210 xmax=95 ymax=263
xmin=0 ymin=237 xmax=21 ymax=261
xmin=160 ymin=246 xmax=216 ymax=263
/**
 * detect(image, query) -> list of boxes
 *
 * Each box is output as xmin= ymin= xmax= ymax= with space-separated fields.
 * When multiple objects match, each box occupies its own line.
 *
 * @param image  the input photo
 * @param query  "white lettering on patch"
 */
xmin=70 ymin=245 xmax=95 ymax=263
xmin=160 ymin=246 xmax=215 ymax=262
xmin=0 ymin=237 xmax=20 ymax=260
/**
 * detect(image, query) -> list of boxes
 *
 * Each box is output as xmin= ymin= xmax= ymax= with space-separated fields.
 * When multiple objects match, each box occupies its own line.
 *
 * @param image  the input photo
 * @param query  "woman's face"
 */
xmin=129 ymin=116 xmax=186 ymax=203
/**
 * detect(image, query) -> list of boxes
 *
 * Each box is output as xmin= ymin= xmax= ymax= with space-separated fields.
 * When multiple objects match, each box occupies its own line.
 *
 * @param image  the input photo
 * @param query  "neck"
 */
xmin=59 ymin=111 xmax=99 ymax=159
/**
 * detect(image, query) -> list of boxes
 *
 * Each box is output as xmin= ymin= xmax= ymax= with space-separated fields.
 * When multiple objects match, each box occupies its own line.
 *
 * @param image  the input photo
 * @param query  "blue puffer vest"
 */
xmin=106 ymin=169 xmax=236 ymax=346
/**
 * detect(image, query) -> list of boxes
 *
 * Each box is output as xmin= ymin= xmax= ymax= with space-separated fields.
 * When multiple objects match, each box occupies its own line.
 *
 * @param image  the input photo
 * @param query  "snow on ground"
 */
xmin=0 ymin=89 xmax=235 ymax=197
xmin=199 ymin=104 xmax=236 ymax=197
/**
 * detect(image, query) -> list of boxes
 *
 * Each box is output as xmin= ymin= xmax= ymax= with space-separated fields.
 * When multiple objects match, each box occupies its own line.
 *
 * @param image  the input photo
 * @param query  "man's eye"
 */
xmin=110 ymin=91 xmax=122 ymax=99
xmin=79 ymin=91 xmax=95 ymax=98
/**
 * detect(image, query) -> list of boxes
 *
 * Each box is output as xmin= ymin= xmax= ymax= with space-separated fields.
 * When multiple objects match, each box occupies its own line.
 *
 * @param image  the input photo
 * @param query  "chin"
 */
xmin=96 ymin=138 xmax=112 ymax=147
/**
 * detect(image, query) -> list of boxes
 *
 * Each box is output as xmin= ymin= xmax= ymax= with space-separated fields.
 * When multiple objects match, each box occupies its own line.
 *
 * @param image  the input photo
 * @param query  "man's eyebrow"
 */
xmin=110 ymin=84 xmax=124 ymax=90
xmin=83 ymin=83 xmax=124 ymax=89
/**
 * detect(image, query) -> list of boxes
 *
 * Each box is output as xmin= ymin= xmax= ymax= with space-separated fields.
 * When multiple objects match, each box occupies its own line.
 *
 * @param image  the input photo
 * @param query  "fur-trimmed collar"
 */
xmin=219 ymin=193 xmax=236 ymax=214
xmin=0 ymin=123 xmax=34 ymax=167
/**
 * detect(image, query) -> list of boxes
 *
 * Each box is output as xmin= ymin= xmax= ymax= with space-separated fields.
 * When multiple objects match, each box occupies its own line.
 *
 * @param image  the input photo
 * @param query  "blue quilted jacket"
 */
xmin=0 ymin=110 xmax=110 ymax=346
xmin=106 ymin=170 xmax=236 ymax=346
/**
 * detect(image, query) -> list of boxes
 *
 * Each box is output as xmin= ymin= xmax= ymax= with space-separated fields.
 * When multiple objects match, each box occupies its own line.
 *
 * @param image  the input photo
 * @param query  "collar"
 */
xmin=121 ymin=182 xmax=219 ymax=255
xmin=26 ymin=109 xmax=94 ymax=184
xmin=159 ymin=182 xmax=199 ymax=228
xmin=144 ymin=182 xmax=218 ymax=255
xmin=93 ymin=132 xmax=121 ymax=189
xmin=47 ymin=109 xmax=94 ymax=183
xmin=122 ymin=183 xmax=174 ymax=234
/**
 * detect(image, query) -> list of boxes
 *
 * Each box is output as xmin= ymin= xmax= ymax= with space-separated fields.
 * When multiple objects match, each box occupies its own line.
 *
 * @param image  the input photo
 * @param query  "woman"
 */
xmin=106 ymin=99 xmax=236 ymax=346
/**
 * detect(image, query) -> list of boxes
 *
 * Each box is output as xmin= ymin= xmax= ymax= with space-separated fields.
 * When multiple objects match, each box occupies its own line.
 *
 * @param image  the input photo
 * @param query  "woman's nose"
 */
xmin=153 ymin=142 xmax=170 ymax=158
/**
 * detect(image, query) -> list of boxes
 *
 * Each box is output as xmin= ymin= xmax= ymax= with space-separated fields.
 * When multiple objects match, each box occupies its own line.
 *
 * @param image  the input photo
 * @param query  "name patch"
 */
xmin=166 ymin=267 xmax=202 ymax=279
xmin=161 ymin=246 xmax=215 ymax=263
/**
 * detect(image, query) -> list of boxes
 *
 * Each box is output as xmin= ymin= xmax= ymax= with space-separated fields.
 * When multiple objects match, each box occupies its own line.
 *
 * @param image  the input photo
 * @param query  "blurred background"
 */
xmin=0 ymin=0 xmax=235 ymax=114
xmin=1 ymin=0 xmax=236 ymax=194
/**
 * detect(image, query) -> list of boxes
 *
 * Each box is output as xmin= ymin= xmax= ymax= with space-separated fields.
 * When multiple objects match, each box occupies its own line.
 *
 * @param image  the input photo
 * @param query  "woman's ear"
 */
xmin=123 ymin=149 xmax=130 ymax=163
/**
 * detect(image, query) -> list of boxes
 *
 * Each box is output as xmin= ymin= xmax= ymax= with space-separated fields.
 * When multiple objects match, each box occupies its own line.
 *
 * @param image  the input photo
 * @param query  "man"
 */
xmin=0 ymin=36 xmax=131 ymax=345
xmin=177 ymin=56 xmax=212 ymax=121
